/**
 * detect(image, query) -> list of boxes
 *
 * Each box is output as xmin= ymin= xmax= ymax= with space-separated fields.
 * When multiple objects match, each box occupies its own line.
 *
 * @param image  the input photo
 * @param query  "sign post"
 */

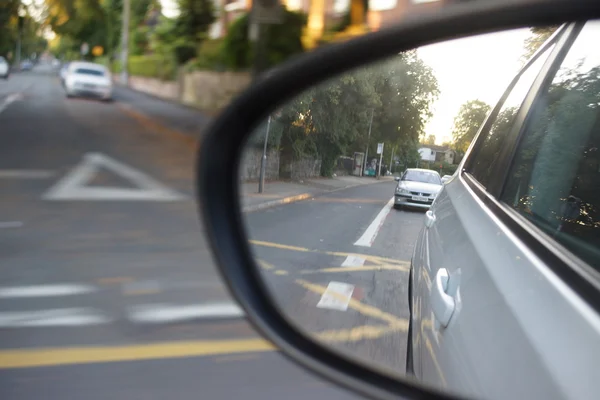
xmin=376 ymin=142 xmax=384 ymax=179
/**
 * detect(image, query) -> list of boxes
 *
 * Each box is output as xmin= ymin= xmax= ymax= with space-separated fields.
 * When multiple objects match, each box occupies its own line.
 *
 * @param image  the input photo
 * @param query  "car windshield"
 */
xmin=74 ymin=68 xmax=105 ymax=77
xmin=402 ymin=170 xmax=441 ymax=184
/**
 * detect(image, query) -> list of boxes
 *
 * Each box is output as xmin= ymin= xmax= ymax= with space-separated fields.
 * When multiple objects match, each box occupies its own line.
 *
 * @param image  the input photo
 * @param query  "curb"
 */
xmin=242 ymin=178 xmax=393 ymax=213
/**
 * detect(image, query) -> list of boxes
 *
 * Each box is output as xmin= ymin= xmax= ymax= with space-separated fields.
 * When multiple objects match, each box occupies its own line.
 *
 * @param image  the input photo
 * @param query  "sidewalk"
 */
xmin=241 ymin=175 xmax=393 ymax=212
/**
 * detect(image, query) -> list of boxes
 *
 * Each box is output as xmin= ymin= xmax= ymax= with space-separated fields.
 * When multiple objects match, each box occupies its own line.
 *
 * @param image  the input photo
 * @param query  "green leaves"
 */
xmin=451 ymin=99 xmax=491 ymax=154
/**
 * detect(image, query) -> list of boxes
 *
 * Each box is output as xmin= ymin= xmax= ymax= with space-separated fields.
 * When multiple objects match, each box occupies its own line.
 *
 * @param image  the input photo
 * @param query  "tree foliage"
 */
xmin=261 ymin=51 xmax=439 ymax=177
xmin=522 ymin=26 xmax=558 ymax=61
xmin=222 ymin=10 xmax=306 ymax=71
xmin=451 ymin=99 xmax=491 ymax=153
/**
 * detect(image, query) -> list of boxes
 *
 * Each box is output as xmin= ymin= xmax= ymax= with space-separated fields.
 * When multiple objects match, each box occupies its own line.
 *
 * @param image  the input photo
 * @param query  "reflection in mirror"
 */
xmin=237 ymin=23 xmax=600 ymax=400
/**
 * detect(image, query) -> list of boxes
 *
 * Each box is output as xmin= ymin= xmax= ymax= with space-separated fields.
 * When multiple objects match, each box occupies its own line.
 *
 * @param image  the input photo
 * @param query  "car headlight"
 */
xmin=396 ymin=187 xmax=411 ymax=195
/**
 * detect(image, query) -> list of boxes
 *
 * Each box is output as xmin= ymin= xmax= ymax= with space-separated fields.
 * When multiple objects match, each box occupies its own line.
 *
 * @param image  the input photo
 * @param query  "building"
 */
xmin=418 ymin=144 xmax=456 ymax=165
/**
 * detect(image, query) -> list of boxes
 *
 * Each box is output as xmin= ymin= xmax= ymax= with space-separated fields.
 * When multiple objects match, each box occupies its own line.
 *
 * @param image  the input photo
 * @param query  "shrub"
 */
xmin=128 ymin=55 xmax=176 ymax=80
xmin=186 ymin=39 xmax=226 ymax=71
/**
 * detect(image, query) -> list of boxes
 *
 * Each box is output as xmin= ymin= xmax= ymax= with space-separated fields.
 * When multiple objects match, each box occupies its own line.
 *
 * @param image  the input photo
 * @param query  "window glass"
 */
xmin=502 ymin=22 xmax=600 ymax=268
xmin=402 ymin=170 xmax=441 ymax=185
xmin=469 ymin=46 xmax=553 ymax=188
xmin=74 ymin=68 xmax=105 ymax=77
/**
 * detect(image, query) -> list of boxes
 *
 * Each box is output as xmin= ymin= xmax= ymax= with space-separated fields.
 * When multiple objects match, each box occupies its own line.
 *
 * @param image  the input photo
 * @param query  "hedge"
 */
xmin=109 ymin=55 xmax=176 ymax=81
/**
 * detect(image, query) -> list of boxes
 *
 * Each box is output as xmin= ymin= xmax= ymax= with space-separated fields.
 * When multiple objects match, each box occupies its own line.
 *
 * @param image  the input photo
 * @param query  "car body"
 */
xmin=0 ymin=56 xmax=9 ymax=79
xmin=59 ymin=62 xmax=70 ymax=84
xmin=20 ymin=60 xmax=33 ymax=71
xmin=408 ymin=20 xmax=600 ymax=400
xmin=394 ymin=168 xmax=443 ymax=209
xmin=440 ymin=174 xmax=452 ymax=184
xmin=64 ymin=61 xmax=112 ymax=101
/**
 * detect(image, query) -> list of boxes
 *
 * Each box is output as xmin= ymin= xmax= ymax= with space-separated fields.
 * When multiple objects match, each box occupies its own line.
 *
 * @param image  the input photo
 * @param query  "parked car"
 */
xmin=59 ymin=62 xmax=70 ymax=85
xmin=64 ymin=61 xmax=112 ymax=101
xmin=408 ymin=20 xmax=600 ymax=399
xmin=20 ymin=60 xmax=33 ymax=71
xmin=0 ymin=56 xmax=9 ymax=79
xmin=393 ymin=168 xmax=443 ymax=210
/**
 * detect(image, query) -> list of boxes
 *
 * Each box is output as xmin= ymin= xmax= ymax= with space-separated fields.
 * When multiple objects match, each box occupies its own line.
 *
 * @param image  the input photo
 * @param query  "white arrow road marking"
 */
xmin=341 ymin=255 xmax=365 ymax=268
xmin=0 ymin=308 xmax=111 ymax=327
xmin=0 ymin=170 xmax=56 ymax=179
xmin=316 ymin=282 xmax=355 ymax=311
xmin=128 ymin=303 xmax=245 ymax=323
xmin=354 ymin=197 xmax=394 ymax=247
xmin=42 ymin=152 xmax=186 ymax=201
xmin=0 ymin=284 xmax=96 ymax=298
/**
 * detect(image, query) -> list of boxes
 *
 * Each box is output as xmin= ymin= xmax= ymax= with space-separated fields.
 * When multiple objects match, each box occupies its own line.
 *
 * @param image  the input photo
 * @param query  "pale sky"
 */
xmin=417 ymin=28 xmax=533 ymax=143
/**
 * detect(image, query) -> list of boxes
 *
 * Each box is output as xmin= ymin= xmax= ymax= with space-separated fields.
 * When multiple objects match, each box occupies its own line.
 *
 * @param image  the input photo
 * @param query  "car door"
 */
xmin=410 ymin=23 xmax=591 ymax=399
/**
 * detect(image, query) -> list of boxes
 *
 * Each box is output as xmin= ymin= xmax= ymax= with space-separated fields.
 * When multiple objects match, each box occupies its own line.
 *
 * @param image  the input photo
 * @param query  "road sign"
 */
xmin=377 ymin=142 xmax=384 ymax=154
xmin=251 ymin=0 xmax=284 ymax=24
xmin=81 ymin=42 xmax=89 ymax=56
xmin=42 ymin=153 xmax=186 ymax=201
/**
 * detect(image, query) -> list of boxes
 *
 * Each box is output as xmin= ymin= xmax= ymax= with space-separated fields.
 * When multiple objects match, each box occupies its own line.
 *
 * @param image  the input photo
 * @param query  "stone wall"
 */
xmin=240 ymin=147 xmax=280 ymax=181
xmin=181 ymin=71 xmax=251 ymax=112
xmin=114 ymin=70 xmax=251 ymax=114
xmin=280 ymin=157 xmax=322 ymax=180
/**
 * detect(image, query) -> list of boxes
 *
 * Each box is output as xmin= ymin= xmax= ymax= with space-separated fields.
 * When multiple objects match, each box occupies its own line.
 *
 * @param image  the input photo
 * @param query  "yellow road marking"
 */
xmin=296 ymin=279 xmax=408 ymax=329
xmin=274 ymin=270 xmax=289 ymax=275
xmin=315 ymin=324 xmax=404 ymax=342
xmin=257 ymin=259 xmax=275 ymax=270
xmin=116 ymin=103 xmax=197 ymax=146
xmin=301 ymin=265 xmax=409 ymax=274
xmin=0 ymin=339 xmax=275 ymax=369
xmin=249 ymin=240 xmax=410 ymax=267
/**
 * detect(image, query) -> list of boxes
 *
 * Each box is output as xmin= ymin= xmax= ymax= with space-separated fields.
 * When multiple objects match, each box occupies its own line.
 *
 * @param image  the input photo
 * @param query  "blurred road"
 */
xmin=0 ymin=64 xmax=422 ymax=399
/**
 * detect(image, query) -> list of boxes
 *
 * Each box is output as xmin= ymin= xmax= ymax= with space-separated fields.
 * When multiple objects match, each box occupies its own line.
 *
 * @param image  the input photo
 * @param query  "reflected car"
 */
xmin=64 ymin=61 xmax=112 ymax=101
xmin=0 ymin=56 xmax=9 ymax=79
xmin=408 ymin=21 xmax=600 ymax=400
xmin=441 ymin=174 xmax=452 ymax=183
xmin=393 ymin=168 xmax=443 ymax=210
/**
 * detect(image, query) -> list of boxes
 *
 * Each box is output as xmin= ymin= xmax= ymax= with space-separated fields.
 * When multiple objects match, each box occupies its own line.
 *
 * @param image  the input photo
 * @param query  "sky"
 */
xmin=417 ymin=28 xmax=533 ymax=143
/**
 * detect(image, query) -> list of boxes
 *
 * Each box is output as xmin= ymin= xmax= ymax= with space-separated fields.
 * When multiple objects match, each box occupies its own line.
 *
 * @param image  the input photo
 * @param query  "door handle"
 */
xmin=425 ymin=210 xmax=436 ymax=228
xmin=431 ymin=268 xmax=455 ymax=328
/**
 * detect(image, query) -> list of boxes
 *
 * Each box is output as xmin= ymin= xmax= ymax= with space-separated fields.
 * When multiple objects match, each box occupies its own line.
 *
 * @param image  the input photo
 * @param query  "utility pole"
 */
xmin=258 ymin=115 xmax=272 ymax=193
xmin=377 ymin=143 xmax=384 ymax=180
xmin=389 ymin=147 xmax=394 ymax=175
xmin=120 ymin=0 xmax=131 ymax=85
xmin=16 ymin=8 xmax=25 ymax=71
xmin=362 ymin=108 xmax=374 ymax=176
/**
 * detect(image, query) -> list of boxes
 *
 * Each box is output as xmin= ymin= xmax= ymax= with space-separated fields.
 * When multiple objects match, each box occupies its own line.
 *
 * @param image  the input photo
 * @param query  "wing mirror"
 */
xmin=394 ymin=176 xmax=401 ymax=182
xmin=196 ymin=1 xmax=598 ymax=399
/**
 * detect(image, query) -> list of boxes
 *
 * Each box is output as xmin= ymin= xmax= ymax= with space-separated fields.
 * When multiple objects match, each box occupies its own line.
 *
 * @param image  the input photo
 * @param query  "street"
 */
xmin=0 ymin=66 xmax=423 ymax=399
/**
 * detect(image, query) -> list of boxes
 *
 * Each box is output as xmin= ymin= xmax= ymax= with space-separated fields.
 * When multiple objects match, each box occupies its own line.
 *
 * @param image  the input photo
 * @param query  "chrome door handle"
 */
xmin=431 ymin=268 xmax=455 ymax=327
xmin=425 ymin=210 xmax=436 ymax=228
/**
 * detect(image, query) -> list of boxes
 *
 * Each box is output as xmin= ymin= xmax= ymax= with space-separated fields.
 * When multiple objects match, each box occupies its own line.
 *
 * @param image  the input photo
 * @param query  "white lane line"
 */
xmin=0 ymin=221 xmax=23 ymax=229
xmin=128 ymin=303 xmax=245 ymax=323
xmin=354 ymin=197 xmax=394 ymax=247
xmin=341 ymin=255 xmax=365 ymax=268
xmin=316 ymin=282 xmax=355 ymax=311
xmin=0 ymin=92 xmax=23 ymax=115
xmin=0 ymin=170 xmax=56 ymax=179
xmin=0 ymin=284 xmax=96 ymax=298
xmin=0 ymin=308 xmax=110 ymax=327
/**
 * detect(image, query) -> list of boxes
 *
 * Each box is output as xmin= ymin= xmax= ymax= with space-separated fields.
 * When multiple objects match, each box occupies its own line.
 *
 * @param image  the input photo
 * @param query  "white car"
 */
xmin=441 ymin=174 xmax=453 ymax=183
xmin=0 ymin=56 xmax=9 ymax=79
xmin=394 ymin=168 xmax=443 ymax=209
xmin=64 ymin=61 xmax=112 ymax=101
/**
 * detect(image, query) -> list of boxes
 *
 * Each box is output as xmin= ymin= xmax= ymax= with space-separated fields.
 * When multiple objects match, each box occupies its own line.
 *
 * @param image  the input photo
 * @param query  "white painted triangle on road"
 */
xmin=42 ymin=152 xmax=187 ymax=201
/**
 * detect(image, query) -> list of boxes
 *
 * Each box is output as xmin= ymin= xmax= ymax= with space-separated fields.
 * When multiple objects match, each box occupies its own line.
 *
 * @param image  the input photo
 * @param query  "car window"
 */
xmin=402 ymin=170 xmax=441 ymax=184
xmin=468 ymin=45 xmax=554 ymax=189
xmin=501 ymin=21 xmax=600 ymax=268
xmin=74 ymin=68 xmax=105 ymax=77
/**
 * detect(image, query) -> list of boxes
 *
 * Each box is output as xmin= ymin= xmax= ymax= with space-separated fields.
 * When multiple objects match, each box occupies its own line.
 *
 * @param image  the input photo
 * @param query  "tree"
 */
xmin=0 ymin=1 xmax=21 ymax=58
xmin=522 ymin=26 xmax=558 ymax=61
xmin=451 ymin=99 xmax=491 ymax=153
xmin=426 ymin=134 xmax=436 ymax=145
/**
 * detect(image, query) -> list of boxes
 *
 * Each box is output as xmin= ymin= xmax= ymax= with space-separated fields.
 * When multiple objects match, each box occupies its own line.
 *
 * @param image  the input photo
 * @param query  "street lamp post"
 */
xmin=258 ymin=115 xmax=272 ymax=193
xmin=363 ymin=108 xmax=374 ymax=176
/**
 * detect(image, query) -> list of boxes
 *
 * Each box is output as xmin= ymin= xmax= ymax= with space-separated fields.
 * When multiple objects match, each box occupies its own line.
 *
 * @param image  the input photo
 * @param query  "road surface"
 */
xmin=0 ymin=65 xmax=424 ymax=399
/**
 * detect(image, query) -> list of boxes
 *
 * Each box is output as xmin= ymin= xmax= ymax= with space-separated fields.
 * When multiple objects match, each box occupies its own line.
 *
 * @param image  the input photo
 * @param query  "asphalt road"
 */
xmin=0 ymin=65 xmax=425 ymax=399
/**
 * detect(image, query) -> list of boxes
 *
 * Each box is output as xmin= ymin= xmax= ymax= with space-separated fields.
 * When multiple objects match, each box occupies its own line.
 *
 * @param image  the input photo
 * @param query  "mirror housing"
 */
xmin=196 ymin=1 xmax=600 ymax=399
xmin=394 ymin=176 xmax=401 ymax=181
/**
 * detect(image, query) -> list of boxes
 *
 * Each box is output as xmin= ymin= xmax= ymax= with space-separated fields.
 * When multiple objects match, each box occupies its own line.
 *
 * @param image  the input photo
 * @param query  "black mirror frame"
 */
xmin=197 ymin=1 xmax=600 ymax=399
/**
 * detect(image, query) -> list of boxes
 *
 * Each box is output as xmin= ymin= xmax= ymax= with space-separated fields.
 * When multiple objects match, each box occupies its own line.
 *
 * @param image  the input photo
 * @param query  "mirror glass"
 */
xmin=239 ymin=23 xmax=600 ymax=399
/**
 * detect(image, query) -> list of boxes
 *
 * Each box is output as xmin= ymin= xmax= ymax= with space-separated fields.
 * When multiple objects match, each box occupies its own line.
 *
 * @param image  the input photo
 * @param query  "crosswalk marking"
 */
xmin=128 ymin=303 xmax=245 ymax=323
xmin=0 ymin=308 xmax=111 ymax=327
xmin=0 ymin=284 xmax=96 ymax=298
